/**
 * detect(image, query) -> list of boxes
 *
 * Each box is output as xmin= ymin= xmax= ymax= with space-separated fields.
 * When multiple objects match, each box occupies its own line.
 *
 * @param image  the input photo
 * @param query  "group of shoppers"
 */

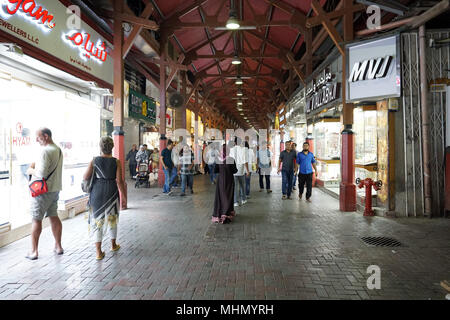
xmin=26 ymin=128 xmax=125 ymax=261
xmin=26 ymin=128 xmax=318 ymax=260
xmin=212 ymin=138 xmax=273 ymax=224
xmin=278 ymin=140 xmax=318 ymax=201
xmin=125 ymin=144 xmax=159 ymax=180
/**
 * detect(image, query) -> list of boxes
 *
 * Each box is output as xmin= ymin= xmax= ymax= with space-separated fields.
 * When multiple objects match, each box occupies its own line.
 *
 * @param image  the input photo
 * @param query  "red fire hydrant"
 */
xmin=356 ymin=178 xmax=382 ymax=216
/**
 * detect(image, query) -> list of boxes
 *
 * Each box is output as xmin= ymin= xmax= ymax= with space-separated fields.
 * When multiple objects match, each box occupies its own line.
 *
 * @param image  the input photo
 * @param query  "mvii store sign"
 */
xmin=0 ymin=0 xmax=113 ymax=84
xmin=305 ymin=69 xmax=340 ymax=114
xmin=346 ymin=35 xmax=400 ymax=102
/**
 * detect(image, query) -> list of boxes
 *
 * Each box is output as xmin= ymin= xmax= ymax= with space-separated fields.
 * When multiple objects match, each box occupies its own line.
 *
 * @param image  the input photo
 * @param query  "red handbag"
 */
xmin=29 ymin=179 xmax=48 ymax=197
xmin=29 ymin=150 xmax=61 ymax=197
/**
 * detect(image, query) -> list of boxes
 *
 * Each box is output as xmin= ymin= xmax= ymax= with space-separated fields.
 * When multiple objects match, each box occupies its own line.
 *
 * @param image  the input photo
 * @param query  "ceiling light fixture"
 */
xmin=226 ymin=10 xmax=240 ymax=30
xmin=231 ymin=55 xmax=241 ymax=65
xmin=237 ymin=101 xmax=243 ymax=106
xmin=236 ymin=89 xmax=243 ymax=96
xmin=235 ymin=77 xmax=243 ymax=85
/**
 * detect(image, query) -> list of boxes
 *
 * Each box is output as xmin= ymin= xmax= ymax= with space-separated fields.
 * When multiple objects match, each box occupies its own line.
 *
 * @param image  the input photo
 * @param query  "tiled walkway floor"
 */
xmin=0 ymin=175 xmax=449 ymax=300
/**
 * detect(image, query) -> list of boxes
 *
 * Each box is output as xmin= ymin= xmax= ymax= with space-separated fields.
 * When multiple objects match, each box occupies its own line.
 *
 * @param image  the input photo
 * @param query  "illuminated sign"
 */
xmin=63 ymin=31 xmax=108 ymax=64
xmin=346 ymin=35 xmax=400 ymax=101
xmin=349 ymin=55 xmax=393 ymax=82
xmin=0 ymin=0 xmax=55 ymax=31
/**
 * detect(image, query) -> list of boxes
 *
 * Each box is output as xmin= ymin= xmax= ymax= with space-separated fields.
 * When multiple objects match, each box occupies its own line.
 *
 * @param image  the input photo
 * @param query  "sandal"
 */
xmin=110 ymin=244 xmax=121 ymax=252
xmin=25 ymin=254 xmax=38 ymax=260
xmin=96 ymin=251 xmax=105 ymax=260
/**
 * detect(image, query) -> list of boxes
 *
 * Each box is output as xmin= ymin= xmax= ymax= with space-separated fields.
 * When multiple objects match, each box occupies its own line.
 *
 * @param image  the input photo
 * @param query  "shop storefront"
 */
xmin=0 ymin=0 xmax=113 ymax=234
xmin=126 ymin=87 xmax=157 ymax=152
xmin=305 ymin=54 xmax=343 ymax=195
xmin=346 ymin=34 xmax=401 ymax=211
xmin=285 ymin=88 xmax=307 ymax=147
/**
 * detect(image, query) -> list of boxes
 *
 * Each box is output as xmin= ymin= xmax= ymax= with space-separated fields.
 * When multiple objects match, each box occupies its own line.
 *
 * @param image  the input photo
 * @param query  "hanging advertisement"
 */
xmin=128 ymin=88 xmax=156 ymax=124
xmin=346 ymin=34 xmax=401 ymax=102
xmin=0 ymin=0 xmax=113 ymax=85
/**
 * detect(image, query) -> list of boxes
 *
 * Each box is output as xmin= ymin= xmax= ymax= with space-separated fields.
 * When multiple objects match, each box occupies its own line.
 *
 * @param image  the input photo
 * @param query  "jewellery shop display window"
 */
xmin=0 ymin=81 xmax=101 ymax=229
xmin=313 ymin=119 xmax=341 ymax=186
xmin=354 ymin=107 xmax=378 ymax=196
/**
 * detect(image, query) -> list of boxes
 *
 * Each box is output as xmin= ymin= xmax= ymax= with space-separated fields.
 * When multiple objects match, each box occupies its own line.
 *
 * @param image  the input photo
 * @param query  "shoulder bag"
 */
xmin=29 ymin=150 xmax=61 ymax=198
xmin=81 ymin=157 xmax=96 ymax=193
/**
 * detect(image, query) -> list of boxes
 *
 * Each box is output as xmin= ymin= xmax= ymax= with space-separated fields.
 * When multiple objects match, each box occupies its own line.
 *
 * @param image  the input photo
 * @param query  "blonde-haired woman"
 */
xmin=83 ymin=137 xmax=126 ymax=260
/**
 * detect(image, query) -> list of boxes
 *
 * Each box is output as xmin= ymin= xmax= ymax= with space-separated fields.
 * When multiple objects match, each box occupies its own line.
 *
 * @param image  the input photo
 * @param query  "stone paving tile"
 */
xmin=0 ymin=176 xmax=449 ymax=300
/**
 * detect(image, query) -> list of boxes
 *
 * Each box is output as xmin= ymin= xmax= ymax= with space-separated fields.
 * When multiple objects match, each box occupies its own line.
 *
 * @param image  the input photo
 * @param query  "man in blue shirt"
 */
xmin=161 ymin=139 xmax=176 ymax=195
xmin=296 ymin=142 xmax=318 ymax=202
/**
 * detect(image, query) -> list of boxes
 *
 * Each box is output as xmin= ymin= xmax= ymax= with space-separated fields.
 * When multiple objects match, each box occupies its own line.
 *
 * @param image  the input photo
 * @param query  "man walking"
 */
xmin=296 ymin=142 xmax=318 ymax=202
xmin=277 ymin=141 xmax=296 ymax=200
xmin=126 ymin=144 xmax=138 ymax=179
xmin=257 ymin=141 xmax=272 ymax=193
xmin=161 ymin=139 xmax=177 ymax=195
xmin=230 ymin=137 xmax=249 ymax=207
xmin=205 ymin=143 xmax=219 ymax=184
xmin=178 ymin=144 xmax=195 ymax=196
xmin=26 ymin=128 xmax=64 ymax=260
xmin=291 ymin=143 xmax=298 ymax=191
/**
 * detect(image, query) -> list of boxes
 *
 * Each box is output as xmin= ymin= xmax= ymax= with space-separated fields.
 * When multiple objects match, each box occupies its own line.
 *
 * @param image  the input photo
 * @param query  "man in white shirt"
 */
xmin=205 ymin=143 xmax=219 ymax=184
xmin=26 ymin=128 xmax=64 ymax=260
xmin=230 ymin=137 xmax=249 ymax=207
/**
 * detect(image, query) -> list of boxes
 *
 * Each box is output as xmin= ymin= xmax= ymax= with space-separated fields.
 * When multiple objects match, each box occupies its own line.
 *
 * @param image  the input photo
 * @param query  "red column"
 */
xmin=340 ymin=125 xmax=356 ymax=211
xmin=112 ymin=0 xmax=126 ymax=209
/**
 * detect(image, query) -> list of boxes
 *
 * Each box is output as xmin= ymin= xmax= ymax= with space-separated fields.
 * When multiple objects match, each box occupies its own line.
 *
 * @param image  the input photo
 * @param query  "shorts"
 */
xmin=30 ymin=191 xmax=59 ymax=221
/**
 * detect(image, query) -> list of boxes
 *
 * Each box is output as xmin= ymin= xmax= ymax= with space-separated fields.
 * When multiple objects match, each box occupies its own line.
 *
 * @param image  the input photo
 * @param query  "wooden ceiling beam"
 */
xmin=310 ymin=0 xmax=345 ymax=55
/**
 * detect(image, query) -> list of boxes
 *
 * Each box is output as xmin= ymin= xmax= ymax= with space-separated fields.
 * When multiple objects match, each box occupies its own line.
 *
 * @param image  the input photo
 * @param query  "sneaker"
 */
xmin=267 ymin=189 xmax=272 ymax=193
xmin=167 ymin=191 xmax=173 ymax=196
xmin=234 ymin=202 xmax=239 ymax=207
xmin=180 ymin=193 xmax=186 ymax=196
xmin=242 ymin=200 xmax=247 ymax=205
xmin=299 ymin=193 xmax=303 ymax=199
xmin=282 ymin=195 xmax=287 ymax=200
xmin=246 ymin=195 xmax=251 ymax=199
xmin=306 ymin=198 xmax=312 ymax=202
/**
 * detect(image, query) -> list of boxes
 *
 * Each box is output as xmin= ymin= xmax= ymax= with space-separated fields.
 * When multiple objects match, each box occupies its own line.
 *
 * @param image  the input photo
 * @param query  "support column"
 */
xmin=112 ymin=0 xmax=127 ymax=209
xmin=194 ymin=90 xmax=199 ymax=167
xmin=419 ymin=25 xmax=432 ymax=217
xmin=339 ymin=0 xmax=356 ymax=212
xmin=158 ymin=50 xmax=167 ymax=187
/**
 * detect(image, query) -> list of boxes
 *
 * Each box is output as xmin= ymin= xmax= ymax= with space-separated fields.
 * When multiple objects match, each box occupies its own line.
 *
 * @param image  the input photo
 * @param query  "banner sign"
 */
xmin=346 ymin=35 xmax=401 ymax=102
xmin=128 ymin=88 xmax=156 ymax=124
xmin=0 ymin=0 xmax=113 ymax=85
xmin=305 ymin=68 xmax=340 ymax=114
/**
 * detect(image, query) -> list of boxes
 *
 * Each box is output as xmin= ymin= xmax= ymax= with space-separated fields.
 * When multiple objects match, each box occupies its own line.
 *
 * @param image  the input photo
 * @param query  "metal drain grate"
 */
xmin=361 ymin=237 xmax=402 ymax=247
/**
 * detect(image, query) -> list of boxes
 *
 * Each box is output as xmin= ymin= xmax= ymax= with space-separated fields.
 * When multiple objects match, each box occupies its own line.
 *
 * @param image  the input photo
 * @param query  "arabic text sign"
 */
xmin=128 ymin=88 xmax=156 ymax=124
xmin=0 ymin=0 xmax=113 ymax=85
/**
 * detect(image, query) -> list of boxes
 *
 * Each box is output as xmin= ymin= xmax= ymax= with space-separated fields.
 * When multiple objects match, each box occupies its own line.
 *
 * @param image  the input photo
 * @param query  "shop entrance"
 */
xmin=0 ymin=78 xmax=101 ymax=229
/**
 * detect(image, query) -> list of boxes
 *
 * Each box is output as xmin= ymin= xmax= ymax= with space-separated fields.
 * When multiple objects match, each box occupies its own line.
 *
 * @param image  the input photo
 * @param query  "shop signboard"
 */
xmin=346 ymin=35 xmax=401 ymax=102
xmin=128 ymin=88 xmax=156 ymax=124
xmin=0 ymin=0 xmax=113 ymax=85
xmin=305 ymin=68 xmax=340 ymax=114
